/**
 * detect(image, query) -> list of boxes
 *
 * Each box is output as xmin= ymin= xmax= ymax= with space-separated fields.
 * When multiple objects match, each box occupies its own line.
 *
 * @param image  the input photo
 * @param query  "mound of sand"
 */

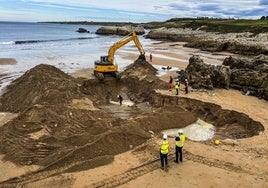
xmin=0 ymin=61 xmax=166 ymax=185
xmin=0 ymin=64 xmax=82 ymax=113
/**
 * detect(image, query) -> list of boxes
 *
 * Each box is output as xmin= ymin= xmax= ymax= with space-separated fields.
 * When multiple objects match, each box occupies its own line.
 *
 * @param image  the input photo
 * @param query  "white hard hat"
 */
xmin=185 ymin=79 xmax=187 ymax=81
xmin=178 ymin=129 xmax=183 ymax=134
xmin=163 ymin=134 xmax=168 ymax=139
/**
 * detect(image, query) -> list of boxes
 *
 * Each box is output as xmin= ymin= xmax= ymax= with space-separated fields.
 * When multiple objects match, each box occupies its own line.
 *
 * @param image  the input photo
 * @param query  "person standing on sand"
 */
xmin=174 ymin=129 xmax=186 ymax=163
xmin=117 ymin=95 xmax=123 ymax=105
xmin=184 ymin=79 xmax=189 ymax=94
xmin=169 ymin=76 xmax=173 ymax=91
xmin=160 ymin=134 xmax=169 ymax=171
xmin=149 ymin=53 xmax=152 ymax=62
xmin=175 ymin=80 xmax=180 ymax=95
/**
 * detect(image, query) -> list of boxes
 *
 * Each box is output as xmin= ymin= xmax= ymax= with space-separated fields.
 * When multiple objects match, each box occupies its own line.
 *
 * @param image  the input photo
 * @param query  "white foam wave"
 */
xmin=0 ymin=41 xmax=15 ymax=45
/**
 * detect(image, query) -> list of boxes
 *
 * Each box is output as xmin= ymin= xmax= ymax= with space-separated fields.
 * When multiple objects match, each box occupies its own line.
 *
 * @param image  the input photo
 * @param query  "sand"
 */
xmin=0 ymin=41 xmax=267 ymax=188
xmin=0 ymin=58 xmax=17 ymax=65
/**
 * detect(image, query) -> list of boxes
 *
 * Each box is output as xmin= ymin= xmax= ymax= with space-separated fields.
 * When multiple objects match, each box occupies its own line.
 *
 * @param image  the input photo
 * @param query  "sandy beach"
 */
xmin=0 ymin=58 xmax=17 ymax=65
xmin=0 ymin=41 xmax=267 ymax=188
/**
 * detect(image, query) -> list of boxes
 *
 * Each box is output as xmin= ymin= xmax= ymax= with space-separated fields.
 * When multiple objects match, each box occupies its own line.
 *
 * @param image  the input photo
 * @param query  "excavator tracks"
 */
xmin=94 ymin=71 xmax=104 ymax=81
xmin=0 ymin=137 xmax=254 ymax=188
xmin=89 ymin=135 xmax=251 ymax=188
xmin=90 ymin=150 xmax=249 ymax=188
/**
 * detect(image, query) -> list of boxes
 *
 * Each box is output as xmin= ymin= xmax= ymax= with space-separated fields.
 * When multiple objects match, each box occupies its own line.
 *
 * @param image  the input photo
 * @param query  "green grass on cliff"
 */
xmin=143 ymin=18 xmax=268 ymax=34
xmin=44 ymin=18 xmax=268 ymax=34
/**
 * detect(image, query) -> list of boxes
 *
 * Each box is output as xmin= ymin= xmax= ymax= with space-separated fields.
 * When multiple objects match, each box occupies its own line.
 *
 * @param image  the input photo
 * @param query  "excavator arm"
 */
xmin=107 ymin=31 xmax=145 ymax=63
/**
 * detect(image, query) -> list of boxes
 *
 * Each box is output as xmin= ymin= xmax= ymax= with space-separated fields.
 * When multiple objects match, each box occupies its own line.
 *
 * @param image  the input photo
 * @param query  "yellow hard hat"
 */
xmin=214 ymin=139 xmax=220 ymax=145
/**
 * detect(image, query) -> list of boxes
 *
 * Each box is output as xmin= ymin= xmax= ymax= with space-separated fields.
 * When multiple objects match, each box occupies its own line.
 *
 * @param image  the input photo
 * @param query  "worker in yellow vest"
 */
xmin=174 ymin=129 xmax=186 ymax=163
xmin=175 ymin=81 xmax=180 ymax=95
xmin=160 ymin=134 xmax=169 ymax=170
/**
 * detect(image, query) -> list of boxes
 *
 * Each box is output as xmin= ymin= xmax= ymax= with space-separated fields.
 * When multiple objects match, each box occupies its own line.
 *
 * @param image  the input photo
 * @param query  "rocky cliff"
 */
xmin=146 ymin=27 xmax=268 ymax=56
xmin=96 ymin=26 xmax=145 ymax=35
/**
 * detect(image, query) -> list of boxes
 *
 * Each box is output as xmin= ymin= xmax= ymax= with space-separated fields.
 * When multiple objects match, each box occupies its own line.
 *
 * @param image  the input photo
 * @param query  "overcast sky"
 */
xmin=1 ymin=0 xmax=267 ymax=22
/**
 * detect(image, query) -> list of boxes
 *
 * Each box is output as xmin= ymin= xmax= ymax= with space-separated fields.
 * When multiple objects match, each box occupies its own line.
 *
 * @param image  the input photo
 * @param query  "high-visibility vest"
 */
xmin=175 ymin=83 xmax=180 ymax=89
xmin=160 ymin=140 xmax=169 ymax=154
xmin=176 ymin=134 xmax=186 ymax=147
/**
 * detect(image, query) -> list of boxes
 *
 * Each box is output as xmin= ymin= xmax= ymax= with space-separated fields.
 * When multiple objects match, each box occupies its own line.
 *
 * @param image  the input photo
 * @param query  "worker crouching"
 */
xmin=160 ymin=134 xmax=169 ymax=171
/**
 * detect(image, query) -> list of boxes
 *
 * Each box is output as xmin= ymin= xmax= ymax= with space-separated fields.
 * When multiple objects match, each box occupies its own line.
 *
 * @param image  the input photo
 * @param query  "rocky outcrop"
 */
xmin=145 ymin=27 xmax=268 ymax=56
xmin=76 ymin=28 xmax=90 ymax=33
xmin=178 ymin=55 xmax=231 ymax=90
xmin=223 ymin=55 xmax=268 ymax=99
xmin=145 ymin=27 xmax=205 ymax=42
xmin=177 ymin=54 xmax=268 ymax=100
xmin=96 ymin=26 xmax=145 ymax=35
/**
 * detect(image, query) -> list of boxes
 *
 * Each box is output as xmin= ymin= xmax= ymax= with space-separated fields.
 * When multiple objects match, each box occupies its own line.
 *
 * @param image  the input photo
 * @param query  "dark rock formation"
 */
xmin=177 ymin=54 xmax=268 ymax=100
xmin=177 ymin=55 xmax=231 ymax=90
xmin=76 ymin=28 xmax=90 ymax=33
xmin=223 ymin=55 xmax=268 ymax=99
xmin=96 ymin=26 xmax=145 ymax=35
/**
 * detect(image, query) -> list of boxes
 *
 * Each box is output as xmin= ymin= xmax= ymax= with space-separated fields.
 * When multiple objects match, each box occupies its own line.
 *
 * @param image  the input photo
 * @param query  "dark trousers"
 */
xmin=185 ymin=87 xmax=188 ymax=94
xmin=176 ymin=89 xmax=179 ymax=95
xmin=160 ymin=153 xmax=168 ymax=167
xmin=175 ymin=146 xmax=183 ymax=162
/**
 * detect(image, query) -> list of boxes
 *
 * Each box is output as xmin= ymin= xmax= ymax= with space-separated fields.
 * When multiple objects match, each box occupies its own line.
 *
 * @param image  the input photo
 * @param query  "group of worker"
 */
xmin=160 ymin=129 xmax=186 ymax=171
xmin=169 ymin=76 xmax=189 ymax=95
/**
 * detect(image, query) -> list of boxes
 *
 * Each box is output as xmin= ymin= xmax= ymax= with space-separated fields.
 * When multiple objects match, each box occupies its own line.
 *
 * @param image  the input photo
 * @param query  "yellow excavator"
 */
xmin=94 ymin=31 xmax=146 ymax=80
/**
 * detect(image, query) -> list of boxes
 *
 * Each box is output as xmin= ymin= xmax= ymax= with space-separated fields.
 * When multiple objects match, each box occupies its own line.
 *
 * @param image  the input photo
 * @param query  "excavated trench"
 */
xmin=0 ymin=62 xmax=265 ymax=186
xmin=148 ymin=92 xmax=264 ymax=139
xmin=95 ymin=89 xmax=264 ymax=140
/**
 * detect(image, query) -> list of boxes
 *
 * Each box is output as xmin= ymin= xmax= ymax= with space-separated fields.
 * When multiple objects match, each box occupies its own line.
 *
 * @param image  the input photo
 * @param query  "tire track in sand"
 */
xmin=91 ymin=141 xmax=248 ymax=188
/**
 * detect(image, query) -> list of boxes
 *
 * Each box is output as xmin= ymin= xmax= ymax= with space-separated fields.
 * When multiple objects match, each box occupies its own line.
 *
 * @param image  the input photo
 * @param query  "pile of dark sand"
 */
xmin=0 ymin=61 xmax=168 ymax=177
xmin=0 ymin=64 xmax=82 ymax=113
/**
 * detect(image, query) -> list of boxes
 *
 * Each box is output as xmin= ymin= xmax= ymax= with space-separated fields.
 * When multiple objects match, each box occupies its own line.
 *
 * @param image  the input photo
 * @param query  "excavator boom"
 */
xmin=107 ymin=31 xmax=145 ymax=63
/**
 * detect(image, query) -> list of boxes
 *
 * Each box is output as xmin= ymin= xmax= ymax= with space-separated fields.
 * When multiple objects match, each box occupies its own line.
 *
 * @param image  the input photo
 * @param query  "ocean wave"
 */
xmin=13 ymin=37 xmax=95 ymax=44
xmin=0 ymin=41 xmax=15 ymax=45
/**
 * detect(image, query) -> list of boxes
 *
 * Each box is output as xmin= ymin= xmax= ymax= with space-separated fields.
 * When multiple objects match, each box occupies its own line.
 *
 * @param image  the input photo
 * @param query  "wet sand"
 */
xmin=0 ymin=58 xmax=17 ymax=65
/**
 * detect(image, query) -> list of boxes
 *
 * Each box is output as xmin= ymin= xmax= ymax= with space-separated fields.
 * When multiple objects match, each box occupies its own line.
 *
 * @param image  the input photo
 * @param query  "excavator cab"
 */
xmin=95 ymin=56 xmax=109 ymax=64
xmin=94 ymin=56 xmax=119 ymax=80
xmin=93 ymin=31 xmax=146 ymax=81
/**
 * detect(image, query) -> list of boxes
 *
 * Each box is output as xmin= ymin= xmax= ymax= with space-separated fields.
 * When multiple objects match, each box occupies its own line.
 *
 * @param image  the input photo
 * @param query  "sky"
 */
xmin=0 ymin=0 xmax=267 ymax=23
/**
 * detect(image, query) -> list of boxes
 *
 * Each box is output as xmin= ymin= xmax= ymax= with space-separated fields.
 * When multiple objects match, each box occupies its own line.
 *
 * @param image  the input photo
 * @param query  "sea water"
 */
xmin=0 ymin=21 xmax=154 ymax=93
